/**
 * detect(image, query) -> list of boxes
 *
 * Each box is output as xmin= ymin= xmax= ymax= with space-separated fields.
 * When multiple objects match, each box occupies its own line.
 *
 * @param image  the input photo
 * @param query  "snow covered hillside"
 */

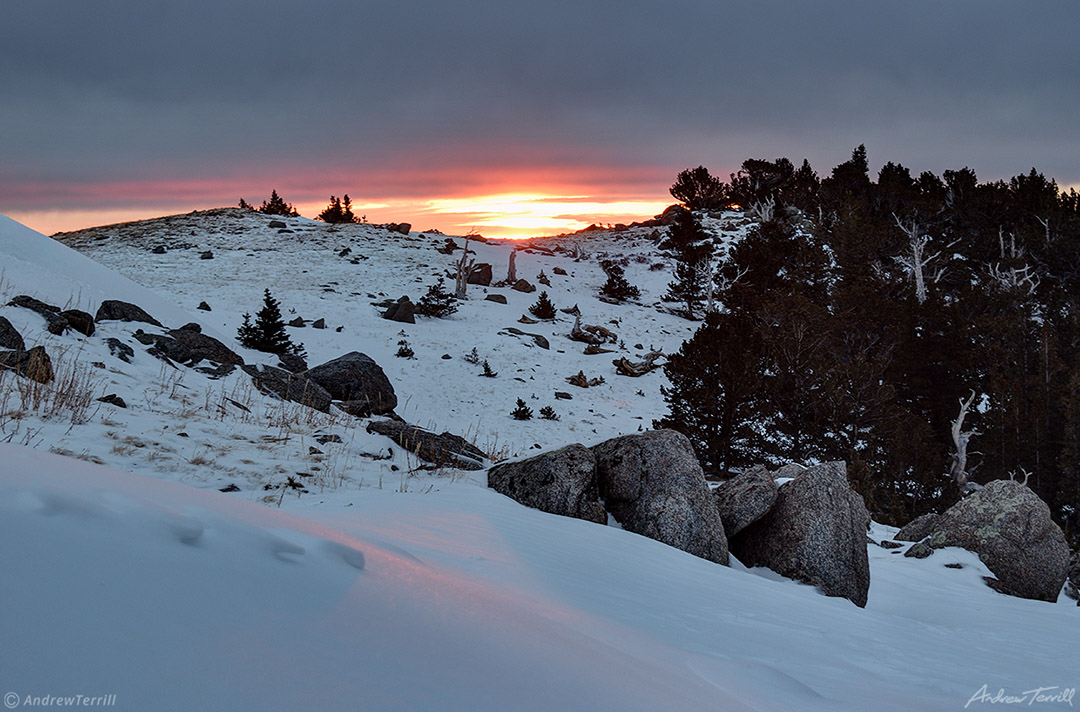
xmin=0 ymin=211 xmax=1076 ymax=711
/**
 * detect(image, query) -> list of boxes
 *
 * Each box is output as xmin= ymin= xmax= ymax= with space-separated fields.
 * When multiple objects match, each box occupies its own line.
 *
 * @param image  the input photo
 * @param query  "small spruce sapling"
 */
xmin=529 ymin=291 xmax=557 ymax=320
xmin=480 ymin=360 xmax=498 ymax=377
xmin=510 ymin=398 xmax=533 ymax=420
xmin=463 ymin=347 xmax=481 ymax=365
xmin=539 ymin=405 xmax=559 ymax=421
xmin=416 ymin=277 xmax=459 ymax=317
xmin=395 ymin=339 xmax=415 ymax=359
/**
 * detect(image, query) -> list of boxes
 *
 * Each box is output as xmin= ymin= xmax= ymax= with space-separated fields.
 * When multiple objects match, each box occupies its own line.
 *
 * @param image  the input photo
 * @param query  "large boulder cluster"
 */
xmin=490 ymin=441 xmax=874 ymax=607
xmin=489 ymin=430 xmax=728 ymax=565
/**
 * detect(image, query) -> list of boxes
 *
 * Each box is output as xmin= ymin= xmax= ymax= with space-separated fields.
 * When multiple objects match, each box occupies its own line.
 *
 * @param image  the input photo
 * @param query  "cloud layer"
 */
xmin=2 ymin=0 xmax=1077 ymax=229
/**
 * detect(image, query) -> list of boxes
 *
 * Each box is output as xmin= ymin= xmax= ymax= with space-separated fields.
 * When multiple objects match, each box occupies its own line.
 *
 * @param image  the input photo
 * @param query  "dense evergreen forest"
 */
xmin=658 ymin=146 xmax=1080 ymax=533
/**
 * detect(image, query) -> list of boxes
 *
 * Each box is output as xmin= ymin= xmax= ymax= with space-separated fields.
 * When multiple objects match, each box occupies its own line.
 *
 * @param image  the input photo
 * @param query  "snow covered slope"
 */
xmin=0 ymin=212 xmax=1076 ymax=711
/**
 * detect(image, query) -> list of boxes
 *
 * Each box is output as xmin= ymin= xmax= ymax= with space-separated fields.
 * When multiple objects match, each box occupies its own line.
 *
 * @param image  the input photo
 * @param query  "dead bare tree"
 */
xmin=988 ymin=227 xmax=1040 ymax=295
xmin=454 ymin=235 xmax=476 ymax=299
xmin=949 ymin=390 xmax=981 ymax=494
xmin=507 ymin=249 xmax=517 ymax=283
xmin=748 ymin=195 xmax=776 ymax=222
xmin=893 ymin=214 xmax=946 ymax=304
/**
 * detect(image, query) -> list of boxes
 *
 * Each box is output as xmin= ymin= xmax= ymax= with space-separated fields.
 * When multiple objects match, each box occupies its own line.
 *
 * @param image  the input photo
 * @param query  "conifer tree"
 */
xmin=655 ymin=311 xmax=763 ymax=474
xmin=528 ymin=291 xmax=557 ymax=320
xmin=416 ymin=278 xmax=459 ymax=317
xmin=662 ymin=210 xmax=713 ymax=319
xmin=599 ymin=260 xmax=640 ymax=301
xmin=259 ymin=190 xmax=299 ymax=217
xmin=237 ymin=289 xmax=304 ymax=356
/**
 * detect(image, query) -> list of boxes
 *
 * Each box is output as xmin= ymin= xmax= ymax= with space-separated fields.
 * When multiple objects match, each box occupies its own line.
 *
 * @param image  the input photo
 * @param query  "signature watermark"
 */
xmin=966 ymin=685 xmax=1075 ymax=708
xmin=4 ymin=693 xmax=117 ymax=708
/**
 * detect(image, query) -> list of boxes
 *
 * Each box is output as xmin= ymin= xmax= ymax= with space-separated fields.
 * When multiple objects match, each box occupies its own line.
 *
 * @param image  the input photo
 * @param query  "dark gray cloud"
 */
xmin=2 ymin=0 xmax=1078 ymax=214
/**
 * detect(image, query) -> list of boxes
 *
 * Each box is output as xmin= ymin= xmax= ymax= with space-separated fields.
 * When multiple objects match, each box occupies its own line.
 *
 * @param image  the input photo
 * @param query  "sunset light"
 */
xmin=419 ymin=192 xmax=672 ymax=239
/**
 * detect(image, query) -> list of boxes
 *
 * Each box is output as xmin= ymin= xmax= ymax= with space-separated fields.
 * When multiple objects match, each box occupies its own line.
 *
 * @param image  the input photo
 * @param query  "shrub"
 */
xmin=539 ymin=405 xmax=559 ymax=421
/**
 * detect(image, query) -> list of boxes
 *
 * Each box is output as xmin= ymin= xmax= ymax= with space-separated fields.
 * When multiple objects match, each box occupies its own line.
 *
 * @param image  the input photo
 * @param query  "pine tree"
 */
xmin=599 ymin=260 xmax=640 ymax=301
xmin=662 ymin=210 xmax=713 ymax=319
xmin=655 ymin=311 xmax=763 ymax=475
xmin=529 ymin=291 xmax=557 ymax=320
xmin=237 ymin=289 xmax=304 ymax=356
xmin=317 ymin=196 xmax=344 ymax=223
xmin=670 ymin=165 xmax=726 ymax=211
xmin=317 ymin=194 xmax=359 ymax=223
xmin=259 ymin=190 xmax=299 ymax=217
xmin=416 ymin=277 xmax=459 ymax=317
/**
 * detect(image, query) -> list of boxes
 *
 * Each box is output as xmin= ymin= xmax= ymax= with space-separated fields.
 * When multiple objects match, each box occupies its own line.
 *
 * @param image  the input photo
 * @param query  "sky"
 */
xmin=1 ymin=1 xmax=1078 ymax=238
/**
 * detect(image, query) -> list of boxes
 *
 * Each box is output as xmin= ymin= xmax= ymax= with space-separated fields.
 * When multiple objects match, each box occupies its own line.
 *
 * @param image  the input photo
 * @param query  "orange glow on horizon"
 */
xmin=4 ymin=166 xmax=675 ymax=239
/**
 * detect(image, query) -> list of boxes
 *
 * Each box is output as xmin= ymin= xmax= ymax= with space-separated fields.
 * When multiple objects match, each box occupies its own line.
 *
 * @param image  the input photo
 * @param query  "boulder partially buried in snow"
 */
xmin=922 ymin=480 xmax=1069 ymax=602
xmin=95 ymin=299 xmax=162 ymax=327
xmin=713 ymin=465 xmax=778 ymax=537
xmin=242 ymin=364 xmax=333 ymax=413
xmin=487 ymin=444 xmax=606 ymax=524
xmin=591 ymin=430 xmax=729 ymax=565
xmin=303 ymin=352 xmax=397 ymax=416
xmin=730 ymin=461 xmax=870 ymax=607
xmin=367 ymin=419 xmax=486 ymax=471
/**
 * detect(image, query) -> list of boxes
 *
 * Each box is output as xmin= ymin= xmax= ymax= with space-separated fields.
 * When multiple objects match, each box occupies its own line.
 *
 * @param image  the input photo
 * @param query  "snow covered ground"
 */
xmin=1 ymin=211 xmax=1077 ymax=711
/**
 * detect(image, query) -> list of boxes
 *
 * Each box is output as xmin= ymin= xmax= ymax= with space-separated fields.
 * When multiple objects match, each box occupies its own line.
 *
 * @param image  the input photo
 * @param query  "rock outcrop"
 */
xmin=591 ymin=430 xmax=729 ymax=565
xmin=487 ymin=444 xmax=606 ymax=524
xmin=303 ymin=352 xmax=397 ymax=416
xmin=730 ymin=462 xmax=871 ymax=607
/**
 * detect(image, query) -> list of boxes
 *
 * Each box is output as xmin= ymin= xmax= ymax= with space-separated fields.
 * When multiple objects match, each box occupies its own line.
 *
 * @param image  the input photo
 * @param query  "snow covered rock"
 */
xmin=591 ymin=430 xmax=729 ymax=565
xmin=921 ymin=480 xmax=1069 ymax=602
xmin=0 ymin=316 xmax=25 ymax=351
xmin=8 ymin=295 xmax=69 ymax=334
xmin=367 ymin=420 xmax=486 ymax=471
xmin=95 ymin=299 xmax=162 ymax=327
xmin=303 ymin=352 xmax=397 ymax=416
xmin=730 ymin=462 xmax=870 ymax=607
xmin=487 ymin=444 xmax=606 ymax=524
xmin=713 ymin=465 xmax=778 ymax=537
